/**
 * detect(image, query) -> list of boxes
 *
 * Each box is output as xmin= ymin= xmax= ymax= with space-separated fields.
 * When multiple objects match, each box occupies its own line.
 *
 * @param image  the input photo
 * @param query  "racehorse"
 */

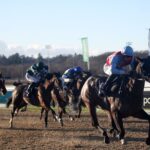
xmin=40 ymin=73 xmax=78 ymax=122
xmin=40 ymin=72 xmax=67 ymax=126
xmin=40 ymin=71 xmax=92 ymax=121
xmin=0 ymin=77 xmax=7 ymax=95
xmin=6 ymin=73 xmax=60 ymax=128
xmin=74 ymin=71 xmax=92 ymax=118
xmin=80 ymin=57 xmax=150 ymax=145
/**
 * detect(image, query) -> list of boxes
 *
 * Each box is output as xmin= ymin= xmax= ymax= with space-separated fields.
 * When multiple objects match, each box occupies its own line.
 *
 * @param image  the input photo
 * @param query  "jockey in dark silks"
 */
xmin=25 ymin=61 xmax=48 ymax=97
xmin=100 ymin=46 xmax=135 ymax=96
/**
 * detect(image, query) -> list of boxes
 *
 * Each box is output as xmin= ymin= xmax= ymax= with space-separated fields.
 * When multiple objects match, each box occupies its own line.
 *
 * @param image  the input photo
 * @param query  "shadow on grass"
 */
xmin=0 ymin=126 xmax=94 ymax=132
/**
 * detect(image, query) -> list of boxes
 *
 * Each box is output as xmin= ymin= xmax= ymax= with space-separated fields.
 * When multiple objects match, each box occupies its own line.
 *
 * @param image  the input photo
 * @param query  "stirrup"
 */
xmin=98 ymin=89 xmax=106 ymax=97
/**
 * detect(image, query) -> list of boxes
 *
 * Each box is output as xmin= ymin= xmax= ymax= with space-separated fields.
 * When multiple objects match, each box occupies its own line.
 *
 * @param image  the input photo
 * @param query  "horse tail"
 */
xmin=6 ymin=96 xmax=12 ymax=108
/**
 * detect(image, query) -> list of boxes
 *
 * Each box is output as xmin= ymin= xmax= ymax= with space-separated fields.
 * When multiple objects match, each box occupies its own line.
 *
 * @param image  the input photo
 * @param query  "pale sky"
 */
xmin=0 ymin=0 xmax=150 ymax=57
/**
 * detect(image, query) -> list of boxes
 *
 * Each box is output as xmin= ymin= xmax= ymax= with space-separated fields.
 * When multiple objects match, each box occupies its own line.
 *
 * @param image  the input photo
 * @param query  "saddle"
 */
xmin=24 ymin=84 xmax=38 ymax=98
xmin=98 ymin=76 xmax=129 ymax=97
xmin=23 ymin=84 xmax=47 ymax=107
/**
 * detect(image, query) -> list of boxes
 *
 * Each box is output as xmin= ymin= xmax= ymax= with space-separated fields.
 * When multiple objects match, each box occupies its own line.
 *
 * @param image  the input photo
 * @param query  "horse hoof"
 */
xmin=104 ymin=136 xmax=110 ymax=144
xmin=146 ymin=138 xmax=150 ymax=145
xmin=70 ymin=117 xmax=74 ymax=121
xmin=116 ymin=134 xmax=121 ymax=140
xmin=116 ymin=134 xmax=119 ymax=139
xmin=121 ymin=139 xmax=125 ymax=145
xmin=113 ymin=132 xmax=117 ymax=138
xmin=58 ymin=118 xmax=63 ymax=126
xmin=55 ymin=115 xmax=59 ymax=122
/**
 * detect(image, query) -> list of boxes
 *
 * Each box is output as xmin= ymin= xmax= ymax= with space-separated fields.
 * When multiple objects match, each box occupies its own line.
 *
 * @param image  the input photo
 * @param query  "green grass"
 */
xmin=26 ymin=105 xmax=108 ymax=115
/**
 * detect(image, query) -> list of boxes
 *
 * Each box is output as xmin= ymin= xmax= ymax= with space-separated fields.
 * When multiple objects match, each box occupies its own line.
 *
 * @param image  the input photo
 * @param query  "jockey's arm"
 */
xmin=111 ymin=64 xmax=125 ymax=74
xmin=111 ymin=57 xmax=126 ymax=74
xmin=30 ymin=64 xmax=38 ymax=75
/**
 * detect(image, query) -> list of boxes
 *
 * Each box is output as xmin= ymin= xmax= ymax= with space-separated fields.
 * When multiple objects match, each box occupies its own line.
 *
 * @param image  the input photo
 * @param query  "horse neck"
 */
xmin=53 ymin=77 xmax=62 ymax=90
xmin=77 ymin=74 xmax=89 ymax=91
xmin=127 ymin=78 xmax=145 ymax=94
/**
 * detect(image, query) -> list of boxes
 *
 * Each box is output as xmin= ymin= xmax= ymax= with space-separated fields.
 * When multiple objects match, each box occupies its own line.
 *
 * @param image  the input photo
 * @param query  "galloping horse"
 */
xmin=40 ymin=72 xmax=67 ymax=126
xmin=0 ymin=77 xmax=7 ymax=95
xmin=40 ymin=72 xmax=78 ymax=122
xmin=40 ymin=71 xmax=92 ymax=122
xmin=81 ymin=57 xmax=150 ymax=145
xmin=6 ymin=73 xmax=60 ymax=128
xmin=74 ymin=71 xmax=92 ymax=118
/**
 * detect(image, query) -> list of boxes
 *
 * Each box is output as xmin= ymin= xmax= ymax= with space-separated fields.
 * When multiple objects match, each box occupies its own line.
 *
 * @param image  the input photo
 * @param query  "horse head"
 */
xmin=52 ymin=72 xmax=63 ymax=91
xmin=0 ymin=78 xmax=7 ymax=95
xmin=66 ymin=72 xmax=92 ymax=115
xmin=134 ymin=56 xmax=150 ymax=82
xmin=76 ymin=71 xmax=92 ymax=91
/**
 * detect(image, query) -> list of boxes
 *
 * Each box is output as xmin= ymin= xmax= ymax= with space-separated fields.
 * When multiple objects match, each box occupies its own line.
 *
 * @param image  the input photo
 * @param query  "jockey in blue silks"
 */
xmin=100 ymin=45 xmax=135 ymax=96
xmin=62 ymin=66 xmax=83 ymax=90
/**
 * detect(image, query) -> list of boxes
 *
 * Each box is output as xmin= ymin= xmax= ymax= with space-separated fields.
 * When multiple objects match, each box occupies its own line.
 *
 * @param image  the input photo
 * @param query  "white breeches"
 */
xmin=103 ymin=64 xmax=112 ymax=76
xmin=25 ymin=73 xmax=40 ymax=83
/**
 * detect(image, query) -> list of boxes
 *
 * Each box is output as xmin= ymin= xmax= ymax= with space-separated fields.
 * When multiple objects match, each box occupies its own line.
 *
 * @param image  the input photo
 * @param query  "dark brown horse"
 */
xmin=40 ymin=78 xmax=78 ymax=122
xmin=6 ymin=73 xmax=60 ymax=128
xmin=40 ymin=71 xmax=92 ymax=121
xmin=74 ymin=71 xmax=92 ymax=118
xmin=81 ymin=57 xmax=150 ymax=145
xmin=40 ymin=72 xmax=67 ymax=126
xmin=0 ymin=77 xmax=7 ymax=95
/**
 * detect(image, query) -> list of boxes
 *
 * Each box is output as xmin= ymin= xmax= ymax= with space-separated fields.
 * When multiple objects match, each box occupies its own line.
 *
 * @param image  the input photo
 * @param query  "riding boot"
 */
xmin=99 ymin=74 xmax=116 ymax=96
xmin=26 ymin=83 xmax=36 ymax=97
xmin=118 ymin=75 xmax=126 ymax=95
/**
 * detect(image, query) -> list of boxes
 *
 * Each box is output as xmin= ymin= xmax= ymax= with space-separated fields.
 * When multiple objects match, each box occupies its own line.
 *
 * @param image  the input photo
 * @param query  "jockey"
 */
xmin=100 ymin=45 xmax=135 ymax=96
xmin=25 ymin=61 xmax=48 ymax=97
xmin=62 ymin=66 xmax=83 ymax=90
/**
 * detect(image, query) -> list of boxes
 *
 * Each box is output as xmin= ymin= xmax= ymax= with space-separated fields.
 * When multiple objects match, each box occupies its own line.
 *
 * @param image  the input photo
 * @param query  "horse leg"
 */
xmin=86 ymin=102 xmax=110 ymax=144
xmin=57 ymin=107 xmax=63 ymax=127
xmin=133 ymin=109 xmax=150 ymax=145
xmin=111 ymin=111 xmax=125 ymax=144
xmin=49 ymin=106 xmax=61 ymax=123
xmin=9 ymin=106 xmax=17 ymax=128
xmin=20 ymin=105 xmax=27 ymax=112
xmin=62 ymin=107 xmax=72 ymax=120
xmin=77 ymin=104 xmax=82 ymax=118
xmin=107 ymin=111 xmax=119 ymax=137
xmin=77 ymin=100 xmax=82 ymax=118
xmin=40 ymin=108 xmax=45 ymax=120
xmin=44 ymin=110 xmax=49 ymax=128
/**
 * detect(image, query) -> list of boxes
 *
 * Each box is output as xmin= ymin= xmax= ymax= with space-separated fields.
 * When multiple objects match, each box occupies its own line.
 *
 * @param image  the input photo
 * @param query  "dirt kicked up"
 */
xmin=0 ymin=108 xmax=150 ymax=150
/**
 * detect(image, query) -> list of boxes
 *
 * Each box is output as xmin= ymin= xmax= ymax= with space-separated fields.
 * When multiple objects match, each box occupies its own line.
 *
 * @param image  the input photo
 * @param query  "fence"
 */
xmin=0 ymin=83 xmax=150 ymax=108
